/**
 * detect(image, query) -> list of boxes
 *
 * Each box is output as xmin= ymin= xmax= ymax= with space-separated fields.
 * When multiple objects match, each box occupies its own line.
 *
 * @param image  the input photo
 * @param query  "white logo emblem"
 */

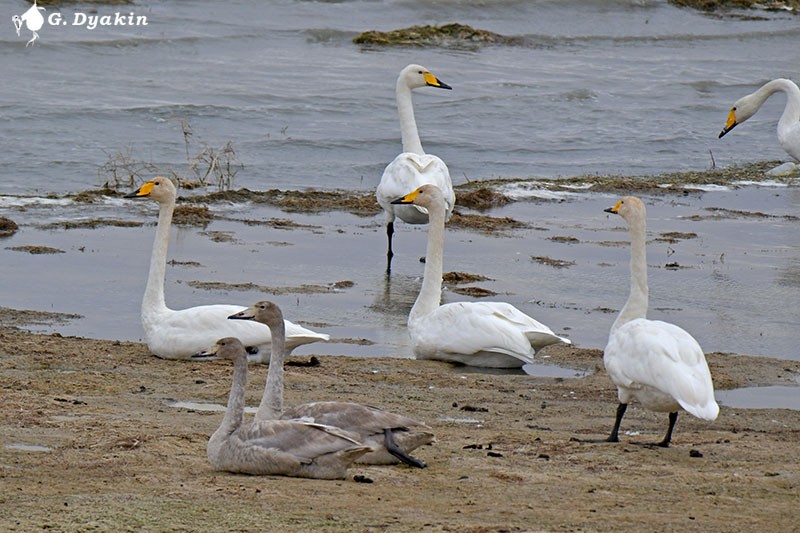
xmin=12 ymin=0 xmax=46 ymax=47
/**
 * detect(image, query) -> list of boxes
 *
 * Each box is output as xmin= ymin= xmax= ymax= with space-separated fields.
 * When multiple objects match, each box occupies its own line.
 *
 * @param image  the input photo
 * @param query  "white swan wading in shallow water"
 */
xmin=229 ymin=301 xmax=435 ymax=468
xmin=124 ymin=177 xmax=329 ymax=360
xmin=591 ymin=196 xmax=718 ymax=448
xmin=376 ymin=64 xmax=456 ymax=270
xmin=719 ymin=78 xmax=800 ymax=175
xmin=391 ymin=184 xmax=570 ymax=369
xmin=201 ymin=337 xmax=372 ymax=479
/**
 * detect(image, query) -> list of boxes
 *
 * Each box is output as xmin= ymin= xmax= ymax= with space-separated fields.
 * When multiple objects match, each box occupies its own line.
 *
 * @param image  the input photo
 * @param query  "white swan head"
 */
xmin=390 ymin=183 xmax=445 ymax=212
xmin=399 ymin=64 xmax=452 ymax=92
xmin=12 ymin=15 xmax=22 ymax=35
xmin=719 ymin=85 xmax=773 ymax=139
xmin=604 ymin=195 xmax=645 ymax=224
xmin=228 ymin=300 xmax=284 ymax=330
xmin=123 ymin=176 xmax=177 ymax=204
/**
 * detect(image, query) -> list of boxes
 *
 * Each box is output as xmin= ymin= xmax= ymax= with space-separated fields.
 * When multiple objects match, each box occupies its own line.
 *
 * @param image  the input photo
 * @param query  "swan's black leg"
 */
xmin=655 ymin=411 xmax=678 ymax=448
xmin=632 ymin=411 xmax=678 ymax=448
xmin=606 ymin=402 xmax=628 ymax=443
xmin=386 ymin=222 xmax=395 ymax=272
xmin=384 ymin=428 xmax=426 ymax=468
xmin=574 ymin=402 xmax=627 ymax=444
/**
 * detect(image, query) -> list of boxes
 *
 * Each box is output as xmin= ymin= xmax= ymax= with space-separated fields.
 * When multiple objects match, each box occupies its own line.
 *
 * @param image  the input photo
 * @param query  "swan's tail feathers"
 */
xmin=527 ymin=331 xmax=572 ymax=352
xmin=681 ymin=399 xmax=720 ymax=422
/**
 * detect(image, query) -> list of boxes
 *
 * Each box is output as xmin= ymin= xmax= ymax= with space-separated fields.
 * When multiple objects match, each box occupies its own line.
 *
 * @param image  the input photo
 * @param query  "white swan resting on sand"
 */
xmin=201 ymin=337 xmax=372 ymax=479
xmin=229 ymin=301 xmax=435 ymax=467
xmin=390 ymin=184 xmax=571 ymax=368
xmin=597 ymin=196 xmax=718 ymax=447
xmin=376 ymin=64 xmax=456 ymax=269
xmin=124 ymin=177 xmax=329 ymax=360
xmin=719 ymin=78 xmax=800 ymax=176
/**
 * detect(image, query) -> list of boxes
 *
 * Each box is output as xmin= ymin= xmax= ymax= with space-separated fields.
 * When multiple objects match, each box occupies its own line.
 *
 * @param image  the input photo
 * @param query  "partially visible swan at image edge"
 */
xmin=376 ymin=64 xmax=456 ymax=270
xmin=719 ymin=78 xmax=800 ymax=176
xmin=390 ymin=184 xmax=571 ymax=368
xmin=229 ymin=301 xmax=435 ymax=468
xmin=592 ymin=196 xmax=718 ymax=448
xmin=124 ymin=177 xmax=329 ymax=360
xmin=200 ymin=337 xmax=372 ymax=479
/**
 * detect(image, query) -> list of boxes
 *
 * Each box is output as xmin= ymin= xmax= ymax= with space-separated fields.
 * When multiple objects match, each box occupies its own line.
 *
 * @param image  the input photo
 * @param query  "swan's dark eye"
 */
xmin=418 ymin=70 xmax=423 ymax=74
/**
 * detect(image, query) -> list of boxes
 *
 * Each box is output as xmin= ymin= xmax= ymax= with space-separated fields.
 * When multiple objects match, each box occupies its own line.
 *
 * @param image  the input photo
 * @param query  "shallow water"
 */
xmin=1 ymin=3 xmax=799 ymax=375
xmin=717 ymin=385 xmax=800 ymax=410
xmin=2 ymin=1 xmax=799 ymax=196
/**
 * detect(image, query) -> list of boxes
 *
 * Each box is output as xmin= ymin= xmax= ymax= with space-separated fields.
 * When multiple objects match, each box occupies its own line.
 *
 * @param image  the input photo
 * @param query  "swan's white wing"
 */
xmin=144 ymin=304 xmax=328 ymax=359
xmin=605 ymin=318 xmax=718 ymax=420
xmin=410 ymin=301 xmax=567 ymax=366
xmin=376 ymin=152 xmax=455 ymax=223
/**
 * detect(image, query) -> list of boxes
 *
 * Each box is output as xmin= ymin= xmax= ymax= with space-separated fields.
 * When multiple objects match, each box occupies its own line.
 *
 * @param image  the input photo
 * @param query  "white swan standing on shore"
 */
xmin=229 ymin=301 xmax=434 ymax=467
xmin=596 ymin=196 xmax=718 ymax=447
xmin=391 ymin=184 xmax=570 ymax=368
xmin=719 ymin=78 xmax=800 ymax=175
xmin=124 ymin=177 xmax=329 ymax=360
xmin=201 ymin=337 xmax=372 ymax=479
xmin=376 ymin=64 xmax=456 ymax=270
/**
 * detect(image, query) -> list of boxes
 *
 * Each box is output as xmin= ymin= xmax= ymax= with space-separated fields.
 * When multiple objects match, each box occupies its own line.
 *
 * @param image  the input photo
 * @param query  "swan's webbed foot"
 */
xmin=384 ymin=428 xmax=427 ymax=468
xmin=26 ymin=32 xmax=39 ymax=47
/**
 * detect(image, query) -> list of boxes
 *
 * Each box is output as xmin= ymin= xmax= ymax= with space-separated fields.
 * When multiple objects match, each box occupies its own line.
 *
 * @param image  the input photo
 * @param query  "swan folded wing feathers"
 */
xmin=378 ymin=154 xmax=454 ymax=219
xmin=148 ymin=305 xmax=328 ymax=358
xmin=411 ymin=302 xmax=537 ymax=364
xmin=606 ymin=320 xmax=718 ymax=420
xmin=236 ymin=420 xmax=367 ymax=460
xmin=282 ymin=402 xmax=427 ymax=433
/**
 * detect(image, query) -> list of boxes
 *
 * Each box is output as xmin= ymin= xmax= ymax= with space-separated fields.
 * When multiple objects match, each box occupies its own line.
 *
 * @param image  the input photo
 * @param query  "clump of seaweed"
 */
xmin=172 ymin=205 xmax=213 ymax=226
xmin=448 ymin=211 xmax=528 ymax=233
xmin=531 ymin=256 xmax=576 ymax=269
xmin=353 ymin=23 xmax=523 ymax=48
xmin=668 ymin=0 xmax=799 ymax=14
xmin=443 ymin=271 xmax=491 ymax=285
xmin=456 ymin=187 xmax=511 ymax=211
xmin=0 ymin=217 xmax=19 ymax=237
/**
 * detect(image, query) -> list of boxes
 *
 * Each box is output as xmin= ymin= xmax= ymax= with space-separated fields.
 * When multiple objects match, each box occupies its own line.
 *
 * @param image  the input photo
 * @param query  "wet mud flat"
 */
xmin=1 ymin=327 xmax=799 ymax=531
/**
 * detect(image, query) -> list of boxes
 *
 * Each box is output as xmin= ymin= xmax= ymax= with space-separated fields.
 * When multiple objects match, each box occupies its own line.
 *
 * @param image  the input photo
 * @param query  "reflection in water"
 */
xmin=5 ymin=443 xmax=52 ymax=452
xmin=167 ymin=400 xmax=257 ymax=413
xmin=716 ymin=378 xmax=800 ymax=410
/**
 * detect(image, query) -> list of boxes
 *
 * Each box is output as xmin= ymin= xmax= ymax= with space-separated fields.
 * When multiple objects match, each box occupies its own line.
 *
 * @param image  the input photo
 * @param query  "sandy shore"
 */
xmin=1 ymin=326 xmax=799 ymax=531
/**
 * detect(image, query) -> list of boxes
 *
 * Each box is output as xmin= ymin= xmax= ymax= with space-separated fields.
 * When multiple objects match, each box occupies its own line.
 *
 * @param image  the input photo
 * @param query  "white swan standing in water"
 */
xmin=376 ymin=64 xmax=456 ymax=270
xmin=124 ymin=177 xmax=329 ymax=360
xmin=201 ymin=337 xmax=372 ymax=479
xmin=595 ymin=196 xmax=718 ymax=447
xmin=719 ymin=78 xmax=800 ymax=175
xmin=229 ymin=301 xmax=434 ymax=468
xmin=12 ymin=1 xmax=46 ymax=47
xmin=391 ymin=184 xmax=570 ymax=368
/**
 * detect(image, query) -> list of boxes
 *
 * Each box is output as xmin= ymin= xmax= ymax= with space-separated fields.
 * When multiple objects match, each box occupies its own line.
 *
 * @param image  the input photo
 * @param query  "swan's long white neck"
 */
xmin=214 ymin=353 xmax=247 ymax=441
xmin=256 ymin=321 xmax=285 ymax=421
xmin=410 ymin=202 xmax=445 ymax=321
xmin=142 ymin=198 xmax=173 ymax=322
xmin=613 ymin=214 xmax=649 ymax=331
xmin=397 ymin=80 xmax=425 ymax=155
xmin=762 ymin=79 xmax=800 ymax=158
